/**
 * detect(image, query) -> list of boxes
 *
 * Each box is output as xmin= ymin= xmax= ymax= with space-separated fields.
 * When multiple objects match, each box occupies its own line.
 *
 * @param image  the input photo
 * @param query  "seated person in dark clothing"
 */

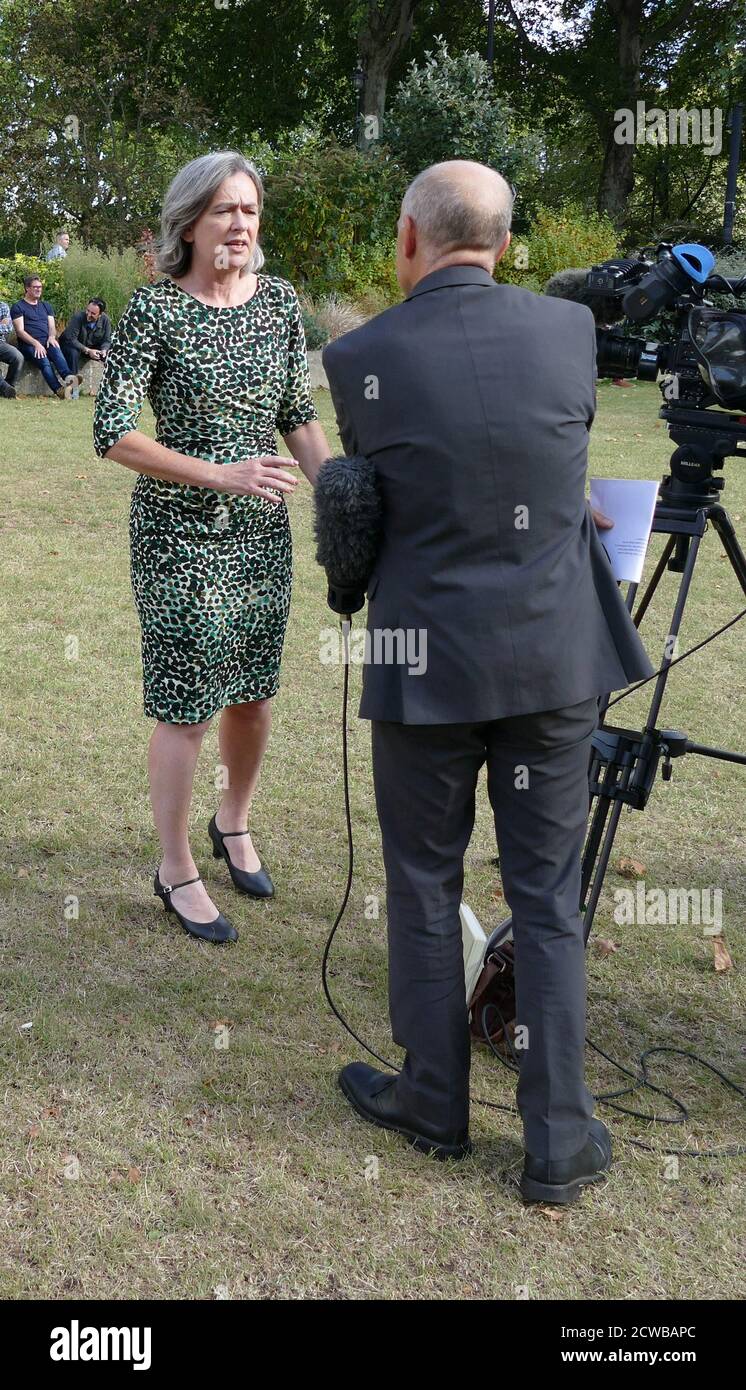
xmin=0 ymin=298 xmax=23 ymax=399
xmin=59 ymin=298 xmax=112 ymax=376
xmin=10 ymin=274 xmax=80 ymax=399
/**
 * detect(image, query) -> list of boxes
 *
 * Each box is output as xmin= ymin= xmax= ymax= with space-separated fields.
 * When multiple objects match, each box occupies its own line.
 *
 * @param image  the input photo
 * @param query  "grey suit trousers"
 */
xmin=370 ymin=696 xmax=599 ymax=1160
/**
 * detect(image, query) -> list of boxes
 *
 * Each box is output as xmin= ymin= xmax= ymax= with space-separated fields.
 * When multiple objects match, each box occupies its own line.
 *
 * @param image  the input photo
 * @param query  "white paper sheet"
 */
xmin=589 ymin=477 xmax=660 ymax=583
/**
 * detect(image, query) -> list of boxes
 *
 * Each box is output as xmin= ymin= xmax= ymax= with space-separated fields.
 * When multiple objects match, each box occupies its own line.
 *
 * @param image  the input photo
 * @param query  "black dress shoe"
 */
xmin=153 ymin=871 xmax=238 ymax=944
xmin=520 ymin=1118 xmax=612 ymax=1204
xmin=338 ymin=1062 xmax=472 ymax=1161
xmin=208 ymin=814 xmax=274 ymax=898
xmin=0 ymin=380 xmax=17 ymax=399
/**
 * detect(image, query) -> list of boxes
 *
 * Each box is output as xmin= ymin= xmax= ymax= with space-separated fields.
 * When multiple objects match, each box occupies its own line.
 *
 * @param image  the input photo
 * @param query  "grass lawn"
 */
xmin=0 ymin=380 xmax=744 ymax=1301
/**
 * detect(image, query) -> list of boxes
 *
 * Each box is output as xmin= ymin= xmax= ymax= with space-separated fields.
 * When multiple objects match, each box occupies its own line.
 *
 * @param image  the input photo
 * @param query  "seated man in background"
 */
xmin=10 ymin=274 xmax=81 ymax=399
xmin=46 ymin=230 xmax=70 ymax=261
xmin=0 ymin=297 xmax=23 ymax=399
xmin=59 ymin=298 xmax=112 ymax=378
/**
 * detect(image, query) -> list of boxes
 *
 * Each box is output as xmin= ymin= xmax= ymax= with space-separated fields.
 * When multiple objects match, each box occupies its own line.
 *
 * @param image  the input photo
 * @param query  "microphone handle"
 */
xmin=327 ymin=580 xmax=366 ymax=616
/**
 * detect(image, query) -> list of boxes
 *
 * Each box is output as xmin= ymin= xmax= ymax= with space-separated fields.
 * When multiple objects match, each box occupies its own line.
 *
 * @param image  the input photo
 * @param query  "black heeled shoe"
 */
xmin=208 ymin=815 xmax=274 ymax=898
xmin=153 ymin=870 xmax=238 ymax=944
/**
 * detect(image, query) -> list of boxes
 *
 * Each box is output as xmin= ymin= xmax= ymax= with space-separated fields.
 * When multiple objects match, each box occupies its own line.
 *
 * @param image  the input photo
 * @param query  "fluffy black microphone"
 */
xmin=544 ymin=266 xmax=625 ymax=325
xmin=313 ymin=454 xmax=382 ymax=615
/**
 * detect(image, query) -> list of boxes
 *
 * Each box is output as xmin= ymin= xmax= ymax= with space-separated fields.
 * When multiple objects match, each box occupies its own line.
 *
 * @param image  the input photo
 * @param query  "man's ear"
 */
xmin=494 ymin=231 xmax=511 ymax=266
xmin=402 ymin=213 xmax=417 ymax=260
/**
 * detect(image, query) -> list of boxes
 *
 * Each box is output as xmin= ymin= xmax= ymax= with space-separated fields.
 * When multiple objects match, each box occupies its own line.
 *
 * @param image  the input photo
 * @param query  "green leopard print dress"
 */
xmin=92 ymin=276 xmax=317 ymax=723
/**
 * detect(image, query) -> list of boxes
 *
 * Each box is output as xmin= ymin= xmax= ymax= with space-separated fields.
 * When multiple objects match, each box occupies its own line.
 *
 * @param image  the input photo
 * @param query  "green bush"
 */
xmin=0 ymin=246 xmax=146 ymax=327
xmin=331 ymin=238 xmax=400 ymax=305
xmin=56 ymin=245 xmax=146 ymax=326
xmin=301 ymin=306 xmax=329 ymax=350
xmin=495 ymin=204 xmax=618 ymax=294
xmin=0 ymin=253 xmax=66 ymax=314
xmin=260 ymin=138 xmax=407 ymax=301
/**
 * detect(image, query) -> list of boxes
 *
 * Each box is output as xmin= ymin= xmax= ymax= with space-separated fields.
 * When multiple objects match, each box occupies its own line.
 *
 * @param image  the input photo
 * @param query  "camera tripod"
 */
xmin=486 ymin=403 xmax=746 ymax=956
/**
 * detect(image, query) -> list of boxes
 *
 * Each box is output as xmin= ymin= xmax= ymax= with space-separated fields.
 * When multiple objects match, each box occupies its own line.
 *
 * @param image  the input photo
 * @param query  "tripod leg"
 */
xmin=582 ymin=531 xmax=702 ymax=939
xmin=709 ymin=506 xmax=746 ymax=597
xmin=644 ymin=532 xmax=702 ymax=735
xmin=581 ymin=758 xmax=617 ymax=900
xmin=583 ymin=798 xmax=626 ymax=943
xmin=633 ymin=535 xmax=676 ymax=627
xmin=582 ymin=743 xmax=640 ymax=939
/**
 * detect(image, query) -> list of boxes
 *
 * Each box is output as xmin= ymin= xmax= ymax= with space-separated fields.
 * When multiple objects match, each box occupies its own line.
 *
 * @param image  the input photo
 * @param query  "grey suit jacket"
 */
xmin=323 ymin=265 xmax=654 ymax=725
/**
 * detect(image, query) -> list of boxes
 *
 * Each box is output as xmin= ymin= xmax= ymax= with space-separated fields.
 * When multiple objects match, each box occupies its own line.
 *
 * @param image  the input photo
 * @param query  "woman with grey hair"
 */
xmin=93 ymin=150 xmax=332 ymax=944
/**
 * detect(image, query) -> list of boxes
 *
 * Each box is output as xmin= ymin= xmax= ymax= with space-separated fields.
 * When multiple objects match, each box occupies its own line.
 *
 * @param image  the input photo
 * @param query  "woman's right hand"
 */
xmin=217 ymin=455 xmax=299 ymax=502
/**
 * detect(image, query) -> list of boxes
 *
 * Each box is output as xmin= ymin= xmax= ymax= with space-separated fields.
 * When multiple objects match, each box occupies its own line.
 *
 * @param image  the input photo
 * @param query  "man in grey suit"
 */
xmin=322 ymin=161 xmax=653 ymax=1204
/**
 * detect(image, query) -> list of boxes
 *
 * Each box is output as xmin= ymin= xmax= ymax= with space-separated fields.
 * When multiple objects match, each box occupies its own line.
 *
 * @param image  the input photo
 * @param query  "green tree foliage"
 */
xmin=386 ymin=38 xmax=539 ymax=183
xmin=497 ymin=0 xmax=743 ymax=235
xmin=0 ymin=0 xmax=207 ymax=252
xmin=1 ymin=0 xmax=741 ymax=270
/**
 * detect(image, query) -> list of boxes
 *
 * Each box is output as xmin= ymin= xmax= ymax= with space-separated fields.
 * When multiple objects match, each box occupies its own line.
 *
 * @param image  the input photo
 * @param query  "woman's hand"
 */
xmin=218 ymin=455 xmax=299 ymax=502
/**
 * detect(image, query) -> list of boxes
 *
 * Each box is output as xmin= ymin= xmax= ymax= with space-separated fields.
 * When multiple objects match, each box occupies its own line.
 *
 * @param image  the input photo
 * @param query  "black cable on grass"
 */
xmin=607 ymin=608 xmax=746 ymax=709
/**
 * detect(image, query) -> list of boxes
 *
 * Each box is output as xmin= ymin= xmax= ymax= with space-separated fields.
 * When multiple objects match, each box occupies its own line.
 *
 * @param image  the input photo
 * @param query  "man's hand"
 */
xmin=48 ymin=336 xmax=59 ymax=349
xmin=591 ymin=506 xmax=613 ymax=530
xmin=34 ymin=342 xmax=47 ymax=358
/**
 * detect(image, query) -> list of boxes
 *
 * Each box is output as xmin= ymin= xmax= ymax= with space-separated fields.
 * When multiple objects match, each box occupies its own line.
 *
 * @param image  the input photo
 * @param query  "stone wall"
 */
xmin=307 ymin=350 xmax=329 ymax=389
xmin=1 ymin=336 xmax=104 ymax=396
xmin=3 ymin=342 xmax=329 ymax=395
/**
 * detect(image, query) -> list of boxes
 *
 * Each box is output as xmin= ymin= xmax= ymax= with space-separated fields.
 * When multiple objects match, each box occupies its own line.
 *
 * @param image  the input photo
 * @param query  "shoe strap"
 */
xmin=218 ymin=828 xmax=250 ymax=838
xmin=161 ymin=873 xmax=201 ymax=892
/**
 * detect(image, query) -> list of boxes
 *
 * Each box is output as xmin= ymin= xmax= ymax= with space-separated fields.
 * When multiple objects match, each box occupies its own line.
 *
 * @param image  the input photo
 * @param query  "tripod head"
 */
xmin=659 ymin=404 xmax=746 ymax=512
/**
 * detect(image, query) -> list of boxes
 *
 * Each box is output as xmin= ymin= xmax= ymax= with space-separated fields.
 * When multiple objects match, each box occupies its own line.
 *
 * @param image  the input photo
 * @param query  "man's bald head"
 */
xmin=399 ymin=160 xmax=514 ymax=260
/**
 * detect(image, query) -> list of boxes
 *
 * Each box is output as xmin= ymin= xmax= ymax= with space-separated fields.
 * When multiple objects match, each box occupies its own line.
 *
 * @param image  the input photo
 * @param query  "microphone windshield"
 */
xmin=314 ymin=455 xmax=382 ymax=615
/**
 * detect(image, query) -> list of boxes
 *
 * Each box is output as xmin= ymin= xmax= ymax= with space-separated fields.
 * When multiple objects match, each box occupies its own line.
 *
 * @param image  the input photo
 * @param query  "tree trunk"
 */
xmin=596 ymin=0 xmax=643 ymax=225
xmin=597 ymin=128 xmax=637 ymax=225
xmin=357 ymin=0 xmax=417 ymax=151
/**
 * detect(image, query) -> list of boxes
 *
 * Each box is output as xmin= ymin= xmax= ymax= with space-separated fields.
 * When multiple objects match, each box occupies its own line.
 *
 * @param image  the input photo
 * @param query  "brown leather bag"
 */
xmin=469 ymin=940 xmax=516 ymax=1049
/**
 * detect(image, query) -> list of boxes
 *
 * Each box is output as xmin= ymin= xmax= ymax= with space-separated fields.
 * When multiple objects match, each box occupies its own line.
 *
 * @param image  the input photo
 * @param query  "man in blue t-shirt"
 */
xmin=10 ymin=274 xmax=81 ymax=398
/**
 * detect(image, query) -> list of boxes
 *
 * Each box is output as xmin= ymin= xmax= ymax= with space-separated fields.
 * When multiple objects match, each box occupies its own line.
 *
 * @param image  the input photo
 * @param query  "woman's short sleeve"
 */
xmin=92 ymin=287 xmax=161 ymax=457
xmin=275 ymin=287 xmax=318 ymax=436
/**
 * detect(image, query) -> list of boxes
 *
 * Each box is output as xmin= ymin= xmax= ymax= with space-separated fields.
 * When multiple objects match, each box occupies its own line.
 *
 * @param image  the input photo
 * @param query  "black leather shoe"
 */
xmin=520 ymin=1118 xmax=612 ymax=1204
xmin=153 ymin=870 xmax=238 ymax=944
xmin=208 ymin=814 xmax=274 ymax=898
xmin=338 ymin=1062 xmax=471 ymax=1161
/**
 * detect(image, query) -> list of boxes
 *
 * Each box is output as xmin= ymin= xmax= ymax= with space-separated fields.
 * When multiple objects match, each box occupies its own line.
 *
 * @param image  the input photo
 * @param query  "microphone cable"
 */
xmin=321 ymin=616 xmax=746 ymax=1159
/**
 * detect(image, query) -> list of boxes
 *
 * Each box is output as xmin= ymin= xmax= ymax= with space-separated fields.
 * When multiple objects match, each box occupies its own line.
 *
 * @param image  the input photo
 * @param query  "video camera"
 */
xmin=583 ymin=243 xmax=746 ymax=414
